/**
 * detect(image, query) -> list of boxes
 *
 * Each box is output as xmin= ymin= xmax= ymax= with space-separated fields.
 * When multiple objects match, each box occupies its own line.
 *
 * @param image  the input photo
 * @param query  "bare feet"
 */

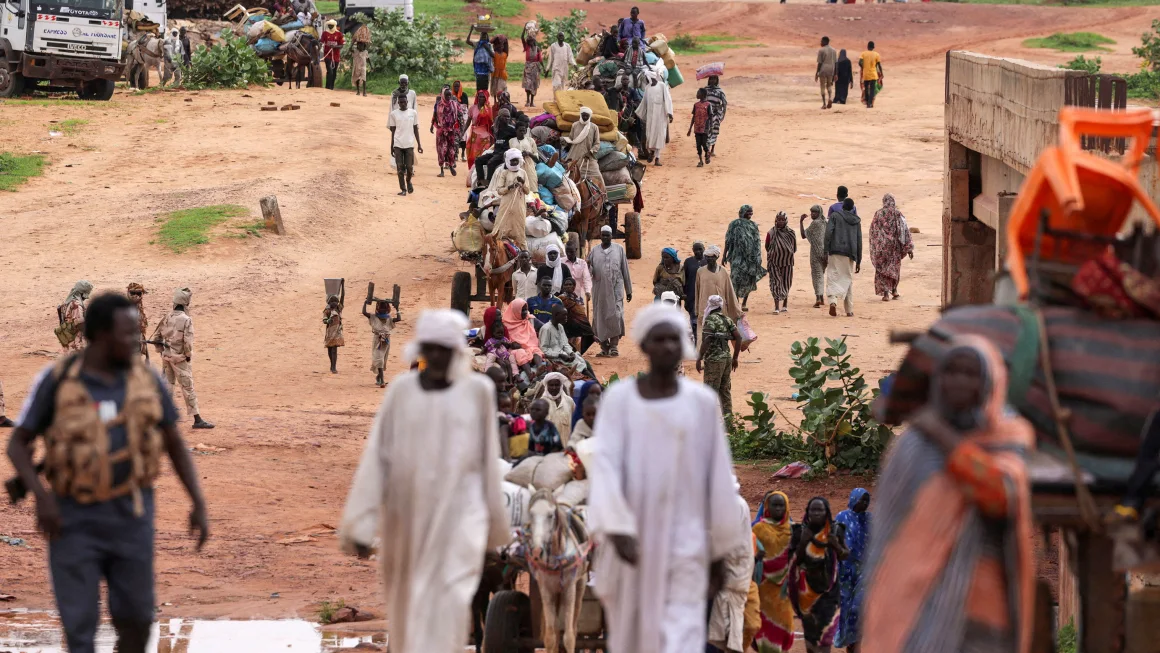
xmin=882 ymin=294 xmax=890 ymax=301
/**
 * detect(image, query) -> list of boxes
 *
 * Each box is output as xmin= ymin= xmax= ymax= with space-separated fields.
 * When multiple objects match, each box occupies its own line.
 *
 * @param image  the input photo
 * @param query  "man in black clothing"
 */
xmin=681 ymin=241 xmax=707 ymax=340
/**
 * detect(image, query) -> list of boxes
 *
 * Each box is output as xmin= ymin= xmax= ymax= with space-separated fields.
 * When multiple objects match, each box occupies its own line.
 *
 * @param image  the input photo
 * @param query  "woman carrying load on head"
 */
xmin=789 ymin=496 xmax=848 ymax=653
xmin=752 ymin=490 xmax=798 ymax=653
xmin=702 ymin=74 xmax=728 ymax=155
xmin=521 ymin=22 xmax=543 ymax=108
xmin=861 ymin=336 xmax=1036 ymax=653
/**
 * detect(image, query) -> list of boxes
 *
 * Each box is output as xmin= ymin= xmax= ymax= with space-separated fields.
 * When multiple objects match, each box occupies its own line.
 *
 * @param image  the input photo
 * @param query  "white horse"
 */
xmin=126 ymin=34 xmax=165 ymax=89
xmin=525 ymin=488 xmax=590 ymax=653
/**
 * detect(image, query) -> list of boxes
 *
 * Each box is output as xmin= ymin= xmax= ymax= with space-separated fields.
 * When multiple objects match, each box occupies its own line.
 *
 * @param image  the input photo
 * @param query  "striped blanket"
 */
xmin=879 ymin=304 xmax=1160 ymax=457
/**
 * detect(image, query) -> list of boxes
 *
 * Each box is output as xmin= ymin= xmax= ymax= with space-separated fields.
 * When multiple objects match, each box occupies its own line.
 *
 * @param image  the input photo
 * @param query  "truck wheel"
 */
xmin=624 ymin=211 xmax=642 ymax=260
xmin=78 ymin=79 xmax=115 ymax=101
xmin=483 ymin=590 xmax=534 ymax=653
xmin=451 ymin=270 xmax=472 ymax=317
xmin=0 ymin=67 xmax=25 ymax=98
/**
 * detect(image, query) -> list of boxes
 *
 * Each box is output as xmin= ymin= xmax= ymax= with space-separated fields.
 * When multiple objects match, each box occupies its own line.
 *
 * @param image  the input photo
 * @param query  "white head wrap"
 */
xmin=399 ymin=74 xmax=409 ymax=82
xmin=632 ymin=303 xmax=697 ymax=360
xmin=579 ymin=107 xmax=593 ymax=120
xmin=701 ymin=294 xmax=725 ymax=332
xmin=542 ymin=371 xmax=571 ymax=398
xmin=544 ymin=243 xmax=564 ymax=293
xmin=600 ymin=224 xmax=613 ymax=235
xmin=705 ymin=244 xmax=722 ymax=258
xmin=660 ymin=291 xmax=679 ymax=306
xmin=404 ymin=309 xmax=472 ymax=381
xmin=504 ymin=148 xmax=523 ymax=172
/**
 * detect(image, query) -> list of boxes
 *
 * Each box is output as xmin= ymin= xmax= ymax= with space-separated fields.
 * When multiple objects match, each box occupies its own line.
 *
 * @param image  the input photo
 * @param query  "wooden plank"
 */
xmin=1059 ymin=531 xmax=1080 ymax=630
xmin=1077 ymin=532 xmax=1127 ymax=653
xmin=259 ymin=195 xmax=286 ymax=235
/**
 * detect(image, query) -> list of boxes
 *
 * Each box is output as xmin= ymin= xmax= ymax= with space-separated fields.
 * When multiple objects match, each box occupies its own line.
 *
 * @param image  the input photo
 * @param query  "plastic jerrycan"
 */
xmin=1005 ymin=107 xmax=1160 ymax=299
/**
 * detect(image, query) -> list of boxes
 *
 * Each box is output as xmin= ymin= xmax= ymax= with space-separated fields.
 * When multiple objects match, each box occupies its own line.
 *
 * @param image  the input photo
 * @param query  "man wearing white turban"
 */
xmin=339 ymin=309 xmax=510 ymax=653
xmin=588 ymin=303 xmax=748 ymax=653
xmin=487 ymin=147 xmax=532 ymax=249
xmin=694 ymin=244 xmax=743 ymax=323
xmin=587 ymin=224 xmax=633 ymax=357
xmin=635 ymin=67 xmax=674 ymax=165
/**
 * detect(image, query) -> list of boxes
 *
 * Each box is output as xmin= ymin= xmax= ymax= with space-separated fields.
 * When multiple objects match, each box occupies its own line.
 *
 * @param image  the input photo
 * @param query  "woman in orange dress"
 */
xmin=752 ymin=490 xmax=797 ymax=653
xmin=464 ymin=89 xmax=494 ymax=185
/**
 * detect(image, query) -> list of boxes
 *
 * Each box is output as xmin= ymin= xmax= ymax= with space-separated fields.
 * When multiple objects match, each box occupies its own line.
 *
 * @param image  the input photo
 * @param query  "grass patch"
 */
xmin=1024 ymin=32 xmax=1116 ymax=52
xmin=669 ymin=32 xmax=760 ymax=55
xmin=157 ymin=204 xmax=249 ymax=253
xmin=56 ymin=119 xmax=88 ymax=135
xmin=316 ymin=0 xmax=339 ymax=14
xmin=0 ymin=152 xmax=47 ymax=191
xmin=317 ymin=599 xmax=346 ymax=624
xmin=412 ymin=0 xmax=526 ymax=41
xmin=0 ymin=98 xmax=106 ymax=107
xmin=231 ymin=219 xmax=267 ymax=238
xmin=942 ymin=0 xmax=1160 ymax=6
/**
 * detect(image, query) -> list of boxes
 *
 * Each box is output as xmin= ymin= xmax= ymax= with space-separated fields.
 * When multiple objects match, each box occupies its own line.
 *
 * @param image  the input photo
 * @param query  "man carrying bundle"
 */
xmin=339 ymin=309 xmax=510 ymax=653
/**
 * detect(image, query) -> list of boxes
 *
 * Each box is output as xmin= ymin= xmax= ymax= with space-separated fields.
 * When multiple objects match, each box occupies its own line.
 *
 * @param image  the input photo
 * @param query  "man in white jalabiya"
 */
xmin=338 ymin=309 xmax=510 ymax=653
xmin=588 ymin=303 xmax=748 ymax=653
xmin=635 ymin=66 xmax=674 ymax=166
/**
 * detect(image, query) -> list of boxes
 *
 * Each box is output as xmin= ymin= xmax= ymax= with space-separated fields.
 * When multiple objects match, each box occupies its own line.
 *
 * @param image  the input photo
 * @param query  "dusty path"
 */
xmin=0 ymin=0 xmax=1150 ymax=619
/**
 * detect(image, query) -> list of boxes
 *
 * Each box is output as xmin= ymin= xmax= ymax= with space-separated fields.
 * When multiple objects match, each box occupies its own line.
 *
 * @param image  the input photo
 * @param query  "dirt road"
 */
xmin=0 ymin=0 xmax=1151 ymax=619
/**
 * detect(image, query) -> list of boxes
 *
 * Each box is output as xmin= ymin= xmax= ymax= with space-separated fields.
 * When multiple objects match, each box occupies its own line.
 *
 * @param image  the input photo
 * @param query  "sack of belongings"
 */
xmin=536 ymin=161 xmax=565 ymax=188
xmin=354 ymin=24 xmax=371 ymax=44
xmin=452 ymin=214 xmax=486 ymax=253
xmin=696 ymin=61 xmax=725 ymax=80
xmin=577 ymin=33 xmax=602 ymax=66
xmin=505 ymin=452 xmax=574 ymax=490
xmin=503 ymin=481 xmax=532 ymax=528
xmin=554 ymin=479 xmax=589 ymax=508
xmin=554 ymin=177 xmax=580 ymax=212
xmin=599 ymin=151 xmax=629 ymax=172
xmin=537 ymin=185 xmax=556 ymax=207
xmin=602 ymin=165 xmax=632 ymax=186
xmin=526 ymin=214 xmax=553 ymax=238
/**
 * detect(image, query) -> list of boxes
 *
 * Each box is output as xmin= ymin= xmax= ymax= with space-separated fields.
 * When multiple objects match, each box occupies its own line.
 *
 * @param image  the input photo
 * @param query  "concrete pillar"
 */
xmin=943 ymin=140 xmax=996 ymax=307
xmin=996 ymin=191 xmax=1017 ymax=271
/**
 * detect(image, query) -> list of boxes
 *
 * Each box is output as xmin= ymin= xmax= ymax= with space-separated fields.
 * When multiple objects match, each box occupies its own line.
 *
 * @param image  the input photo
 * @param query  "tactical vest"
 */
xmin=45 ymin=355 xmax=164 ymax=515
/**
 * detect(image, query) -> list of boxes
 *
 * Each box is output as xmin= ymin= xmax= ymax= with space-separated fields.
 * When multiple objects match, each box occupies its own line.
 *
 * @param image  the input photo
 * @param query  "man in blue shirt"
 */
xmin=829 ymin=185 xmax=856 ymax=217
xmin=618 ymin=6 xmax=645 ymax=51
xmin=526 ymin=277 xmax=564 ymax=329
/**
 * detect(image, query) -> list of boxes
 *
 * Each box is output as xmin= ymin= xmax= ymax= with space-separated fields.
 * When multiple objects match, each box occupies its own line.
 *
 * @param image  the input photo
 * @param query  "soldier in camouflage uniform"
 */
xmin=152 ymin=287 xmax=214 ymax=429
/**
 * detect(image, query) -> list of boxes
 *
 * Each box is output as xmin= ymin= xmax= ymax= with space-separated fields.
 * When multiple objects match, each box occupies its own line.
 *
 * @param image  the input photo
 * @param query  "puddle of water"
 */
xmin=0 ymin=611 xmax=385 ymax=652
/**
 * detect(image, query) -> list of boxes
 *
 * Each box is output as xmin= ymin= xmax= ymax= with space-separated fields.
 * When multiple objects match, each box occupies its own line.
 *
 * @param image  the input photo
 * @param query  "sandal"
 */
xmin=773 ymin=309 xmax=780 ymax=315
xmin=813 ymin=300 xmax=823 ymax=308
xmin=829 ymin=304 xmax=838 ymax=317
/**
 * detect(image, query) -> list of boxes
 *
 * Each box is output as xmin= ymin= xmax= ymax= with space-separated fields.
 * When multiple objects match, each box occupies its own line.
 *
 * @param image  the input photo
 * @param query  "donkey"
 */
xmin=481 ymin=233 xmax=515 ymax=311
xmin=126 ymin=33 xmax=164 ymax=89
xmin=525 ymin=488 xmax=590 ymax=653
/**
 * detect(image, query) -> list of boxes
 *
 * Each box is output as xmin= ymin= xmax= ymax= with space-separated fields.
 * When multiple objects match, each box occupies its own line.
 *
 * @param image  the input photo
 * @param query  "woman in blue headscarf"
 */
xmin=834 ymin=487 xmax=871 ymax=652
xmin=652 ymin=246 xmax=686 ymax=304
xmin=571 ymin=380 xmax=603 ymax=429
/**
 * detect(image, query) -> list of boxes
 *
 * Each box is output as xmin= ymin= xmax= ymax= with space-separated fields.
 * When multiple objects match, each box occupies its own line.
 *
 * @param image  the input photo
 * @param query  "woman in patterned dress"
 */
xmin=752 ymin=490 xmax=797 ymax=653
xmin=521 ymin=24 xmax=542 ymax=108
xmin=789 ymin=496 xmax=848 ymax=652
xmin=464 ymin=90 xmax=494 ymax=185
xmin=432 ymin=85 xmax=462 ymax=177
xmin=765 ymin=211 xmax=797 ymax=314
xmin=869 ymin=193 xmax=914 ymax=301
xmin=723 ymin=204 xmax=766 ymax=311
xmin=801 ymin=205 xmax=828 ymax=308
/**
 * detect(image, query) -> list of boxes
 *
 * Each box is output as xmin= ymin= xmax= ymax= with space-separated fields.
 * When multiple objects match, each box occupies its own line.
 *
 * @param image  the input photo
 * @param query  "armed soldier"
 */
xmin=127 ymin=283 xmax=149 ymax=360
xmin=6 ymin=292 xmax=209 ymax=653
xmin=151 ymin=287 xmax=213 ymax=429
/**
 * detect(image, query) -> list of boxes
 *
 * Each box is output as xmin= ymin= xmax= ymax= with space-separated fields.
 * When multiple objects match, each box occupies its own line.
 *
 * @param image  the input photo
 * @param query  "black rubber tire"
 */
xmin=624 ymin=211 xmax=642 ymax=260
xmin=135 ymin=67 xmax=149 ymax=90
xmin=451 ymin=270 xmax=473 ymax=317
xmin=0 ymin=67 xmax=25 ymax=98
xmin=482 ymin=590 xmax=534 ymax=653
xmin=78 ymin=78 xmax=115 ymax=101
xmin=308 ymin=63 xmax=323 ymax=88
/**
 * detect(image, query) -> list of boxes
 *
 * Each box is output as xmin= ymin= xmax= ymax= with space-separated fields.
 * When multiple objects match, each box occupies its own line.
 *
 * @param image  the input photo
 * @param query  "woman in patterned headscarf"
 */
xmin=723 ymin=204 xmax=766 ymax=311
xmin=432 ymin=85 xmax=462 ymax=178
xmin=834 ymin=488 xmax=871 ymax=652
xmin=652 ymin=247 xmax=685 ymax=302
xmin=765 ymin=211 xmax=797 ymax=315
xmin=753 ymin=490 xmax=798 ymax=653
xmin=869 ymin=193 xmax=914 ymax=301
xmin=790 ymin=496 xmax=848 ymax=652
xmin=802 ymin=204 xmax=828 ymax=308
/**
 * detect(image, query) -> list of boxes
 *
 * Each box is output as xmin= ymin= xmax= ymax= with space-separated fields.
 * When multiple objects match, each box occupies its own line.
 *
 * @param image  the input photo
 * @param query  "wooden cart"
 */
xmin=483 ymin=567 xmax=605 ymax=652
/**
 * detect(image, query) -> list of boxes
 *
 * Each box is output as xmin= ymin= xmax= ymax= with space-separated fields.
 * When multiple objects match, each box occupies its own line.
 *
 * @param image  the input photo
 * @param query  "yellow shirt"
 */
xmin=860 ymin=50 xmax=881 ymax=81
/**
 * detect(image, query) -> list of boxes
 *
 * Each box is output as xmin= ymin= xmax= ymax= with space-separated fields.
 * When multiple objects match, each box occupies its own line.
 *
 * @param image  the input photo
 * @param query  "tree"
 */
xmin=345 ymin=8 xmax=456 ymax=82
xmin=1132 ymin=19 xmax=1160 ymax=72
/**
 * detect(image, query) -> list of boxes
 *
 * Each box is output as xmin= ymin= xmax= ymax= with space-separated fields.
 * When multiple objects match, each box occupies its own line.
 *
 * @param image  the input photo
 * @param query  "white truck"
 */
xmin=0 ymin=0 xmax=135 ymax=99
xmin=338 ymin=0 xmax=410 ymax=30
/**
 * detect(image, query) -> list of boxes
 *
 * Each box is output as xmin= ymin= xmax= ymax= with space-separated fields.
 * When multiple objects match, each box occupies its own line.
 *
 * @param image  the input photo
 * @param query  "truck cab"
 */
xmin=1 ymin=0 xmax=128 ymax=99
xmin=338 ymin=0 xmax=411 ymax=30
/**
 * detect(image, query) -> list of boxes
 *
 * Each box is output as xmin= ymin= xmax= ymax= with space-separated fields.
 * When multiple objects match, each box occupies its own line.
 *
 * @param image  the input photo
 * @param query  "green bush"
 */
xmin=183 ymin=29 xmax=272 ymax=90
xmin=1058 ymin=620 xmax=1077 ymax=653
xmin=729 ymin=394 xmax=796 ymax=461
xmin=1024 ymin=32 xmax=1115 ymax=52
xmin=1061 ymin=54 xmax=1102 ymax=73
xmin=1133 ymin=19 xmax=1160 ymax=71
xmin=669 ymin=33 xmax=698 ymax=51
xmin=1127 ymin=70 xmax=1160 ymax=99
xmin=534 ymin=9 xmax=589 ymax=50
xmin=345 ymin=8 xmax=457 ymax=84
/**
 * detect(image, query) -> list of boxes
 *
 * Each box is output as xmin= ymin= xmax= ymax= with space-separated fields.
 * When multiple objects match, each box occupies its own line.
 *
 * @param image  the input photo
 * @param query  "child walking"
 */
xmin=323 ymin=282 xmax=345 ymax=373
xmin=352 ymin=41 xmax=369 ymax=96
xmin=687 ymin=87 xmax=715 ymax=167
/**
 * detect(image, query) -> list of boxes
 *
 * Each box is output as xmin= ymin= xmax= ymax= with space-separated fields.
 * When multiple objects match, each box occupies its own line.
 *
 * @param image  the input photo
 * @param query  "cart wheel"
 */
xmin=624 ymin=212 xmax=642 ymax=260
xmin=451 ymin=271 xmax=473 ymax=316
xmin=483 ymin=590 xmax=534 ymax=653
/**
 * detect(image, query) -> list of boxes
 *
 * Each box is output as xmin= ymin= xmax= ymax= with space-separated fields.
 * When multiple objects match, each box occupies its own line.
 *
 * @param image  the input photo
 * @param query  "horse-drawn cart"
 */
xmin=483 ymin=557 xmax=606 ymax=652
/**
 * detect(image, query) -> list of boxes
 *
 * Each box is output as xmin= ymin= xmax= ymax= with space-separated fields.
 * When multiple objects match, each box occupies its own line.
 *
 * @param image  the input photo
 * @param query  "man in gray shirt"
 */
xmin=816 ymin=36 xmax=838 ymax=110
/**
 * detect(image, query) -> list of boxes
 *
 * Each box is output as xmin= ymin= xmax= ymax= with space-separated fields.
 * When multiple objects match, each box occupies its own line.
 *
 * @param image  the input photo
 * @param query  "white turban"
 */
xmin=504 ymin=148 xmax=523 ymax=172
xmin=701 ymin=294 xmax=725 ymax=333
xmin=404 ymin=309 xmax=472 ymax=380
xmin=399 ymin=74 xmax=409 ymax=82
xmin=705 ymin=244 xmax=722 ymax=258
xmin=631 ymin=303 xmax=697 ymax=360
xmin=601 ymin=224 xmax=613 ymax=235
xmin=579 ymin=107 xmax=593 ymax=121
xmin=545 ymin=243 xmax=564 ymax=293
xmin=542 ymin=371 xmax=571 ymax=397
xmin=660 ymin=291 xmax=679 ymax=306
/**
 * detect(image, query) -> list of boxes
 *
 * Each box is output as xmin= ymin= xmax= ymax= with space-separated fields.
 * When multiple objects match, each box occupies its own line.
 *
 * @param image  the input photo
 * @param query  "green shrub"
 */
xmin=534 ymin=9 xmax=589 ymax=50
xmin=729 ymin=394 xmax=795 ymax=461
xmin=1133 ymin=19 xmax=1160 ymax=71
xmin=345 ymin=8 xmax=457 ymax=83
xmin=669 ymin=33 xmax=699 ymax=51
xmin=1060 ymin=54 xmax=1102 ymax=73
xmin=184 ymin=29 xmax=272 ymax=89
xmin=1126 ymin=70 xmax=1160 ymax=99
xmin=1058 ymin=620 xmax=1077 ymax=653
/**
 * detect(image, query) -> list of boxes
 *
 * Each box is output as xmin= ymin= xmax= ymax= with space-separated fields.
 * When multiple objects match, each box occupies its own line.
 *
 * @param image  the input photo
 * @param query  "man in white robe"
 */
xmin=339 ymin=309 xmax=511 ymax=653
xmin=586 ymin=225 xmax=633 ymax=357
xmin=635 ymin=68 xmax=673 ymax=166
xmin=547 ymin=32 xmax=575 ymax=91
xmin=588 ymin=303 xmax=748 ymax=653
xmin=708 ymin=483 xmax=756 ymax=653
